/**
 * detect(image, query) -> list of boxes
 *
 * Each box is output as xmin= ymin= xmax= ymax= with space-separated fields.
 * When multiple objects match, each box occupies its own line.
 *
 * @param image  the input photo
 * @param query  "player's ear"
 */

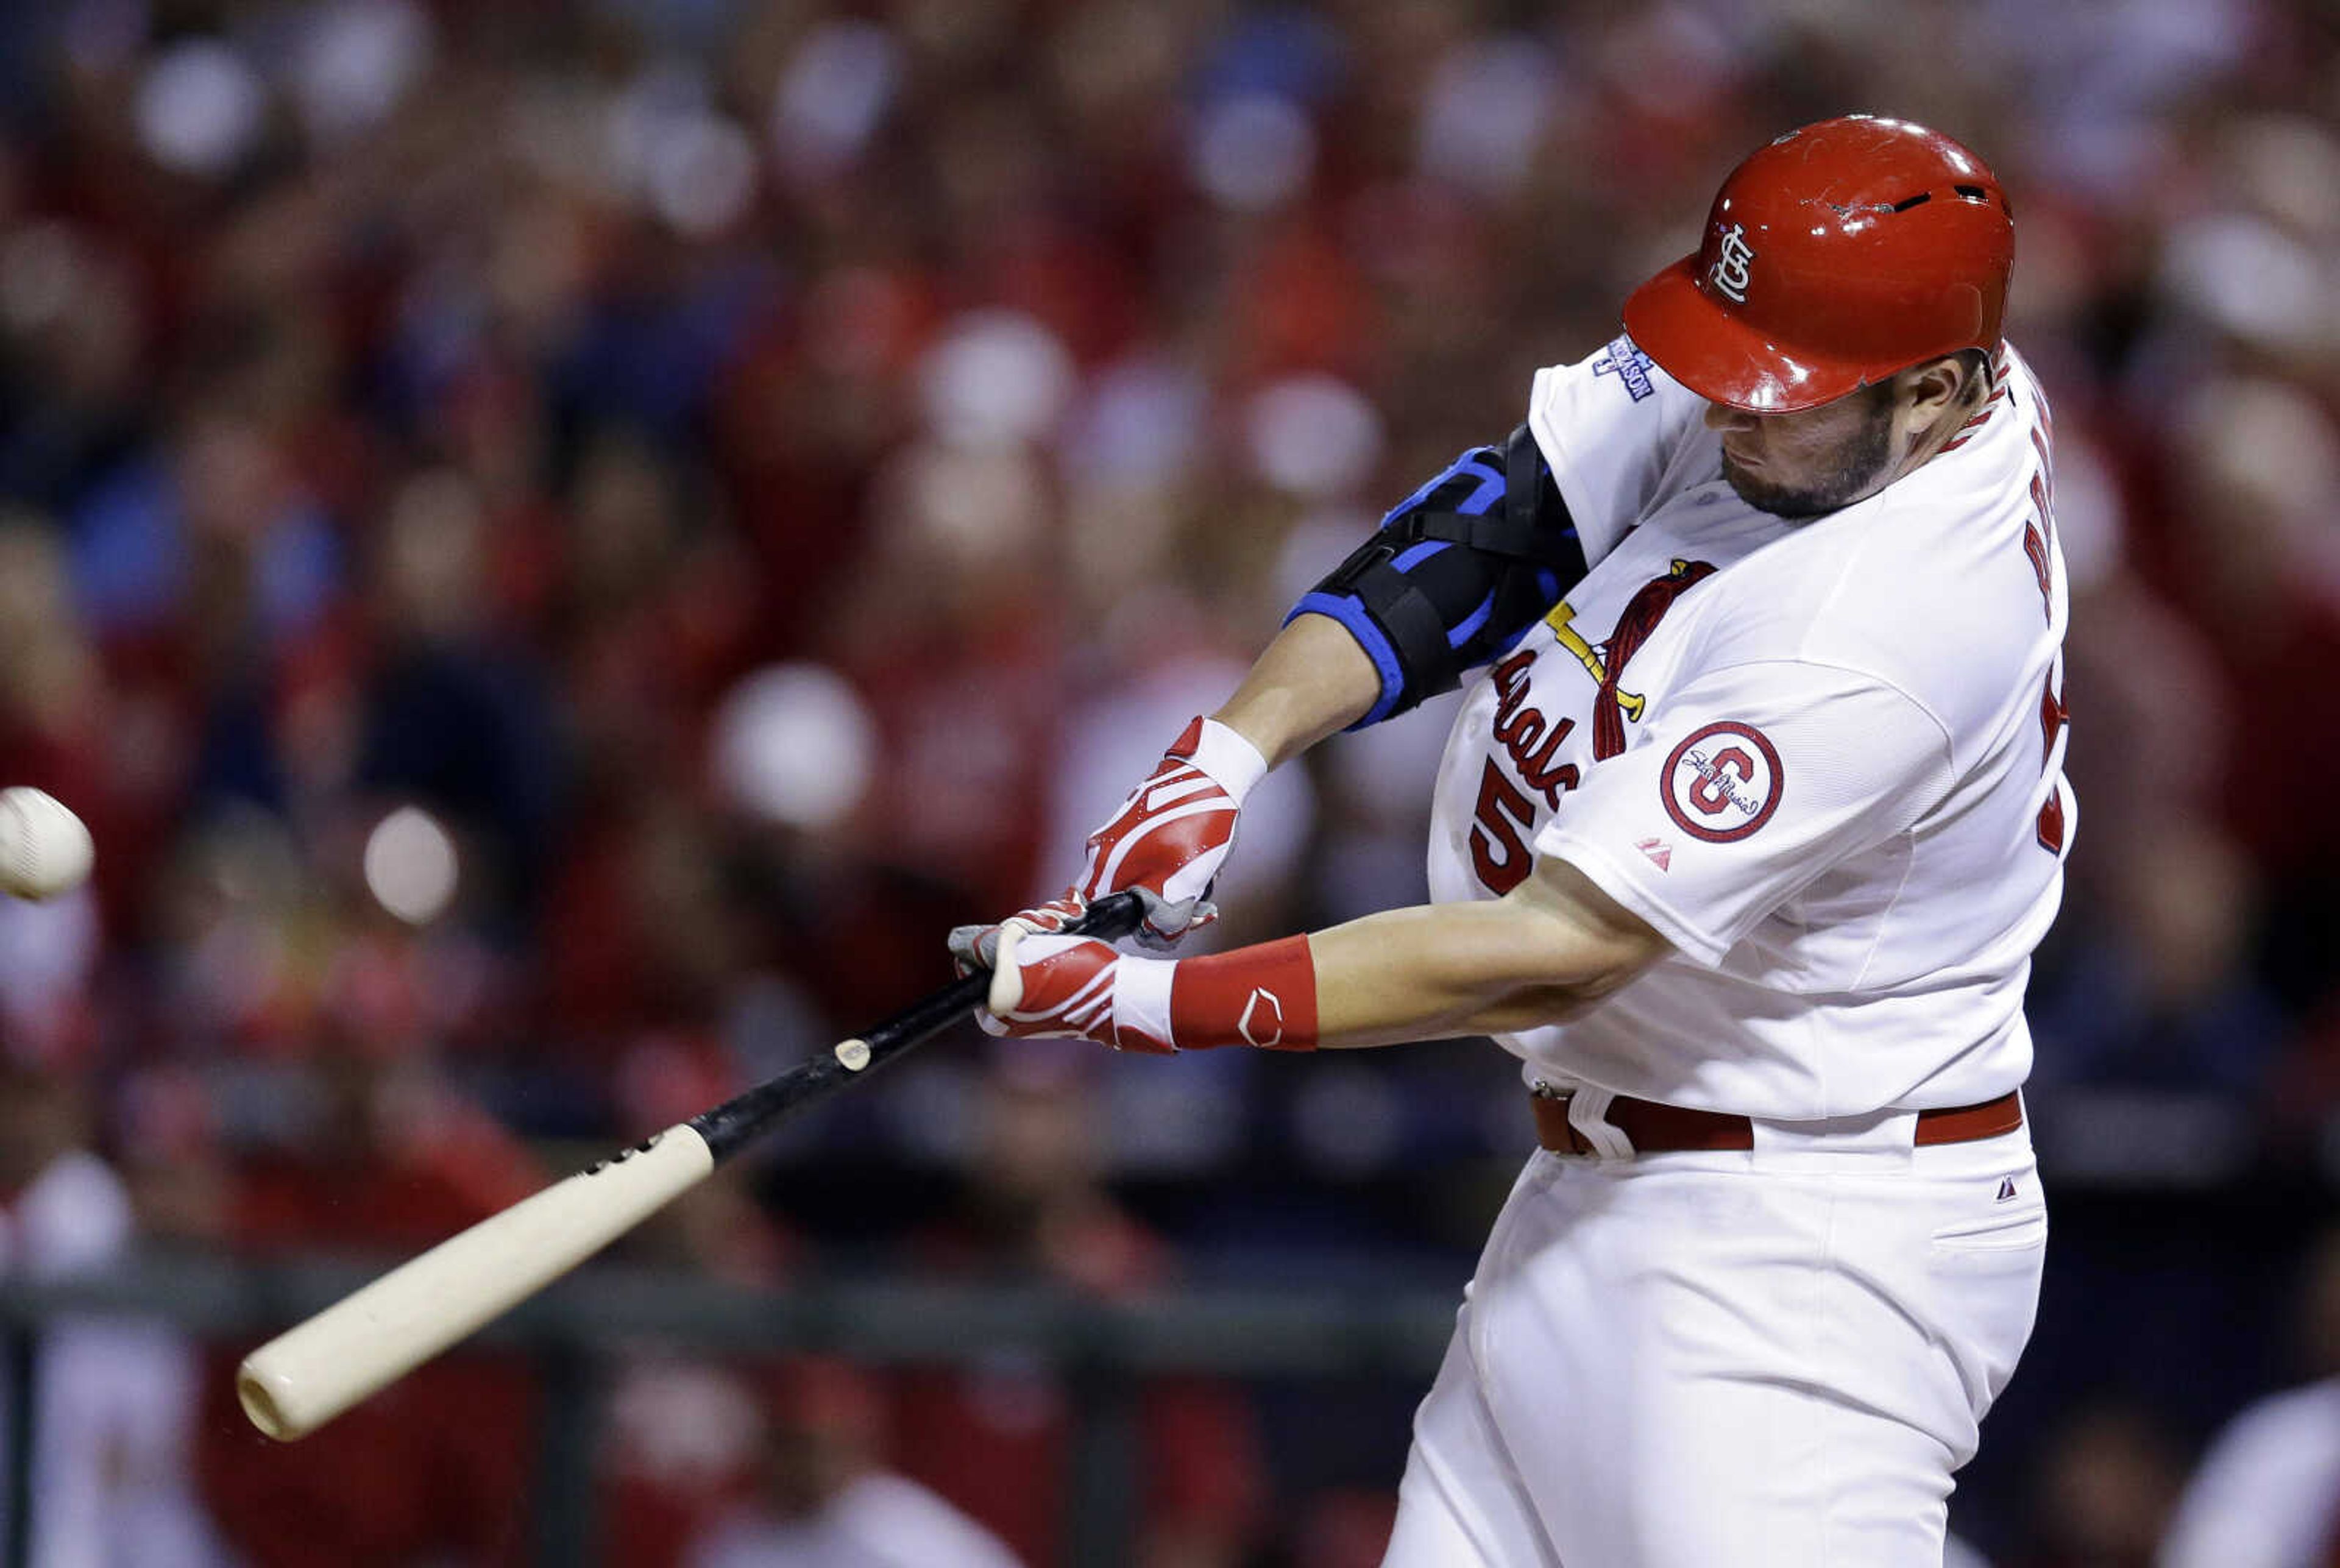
xmin=1889 ymin=356 xmax=1982 ymax=442
xmin=1899 ymin=354 xmax=1972 ymax=420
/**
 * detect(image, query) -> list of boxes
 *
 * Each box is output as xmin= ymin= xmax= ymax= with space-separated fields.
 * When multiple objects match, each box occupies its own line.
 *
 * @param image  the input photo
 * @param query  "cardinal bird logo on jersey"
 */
xmin=1469 ymin=559 xmax=1721 ymax=898
xmin=1545 ymin=559 xmax=1719 ymax=758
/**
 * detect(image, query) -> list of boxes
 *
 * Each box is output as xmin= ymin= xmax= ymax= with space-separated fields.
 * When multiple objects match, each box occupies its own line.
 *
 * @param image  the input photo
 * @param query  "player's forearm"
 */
xmin=987 ymin=860 xmax=1666 ymax=1053
xmin=1310 ymin=871 xmax=1657 ymax=1048
xmin=1210 ymin=612 xmax=1380 ymax=770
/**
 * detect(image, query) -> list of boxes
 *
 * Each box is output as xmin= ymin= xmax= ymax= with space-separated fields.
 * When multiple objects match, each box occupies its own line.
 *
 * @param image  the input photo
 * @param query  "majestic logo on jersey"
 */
xmin=1593 ymin=334 xmax=1657 ymax=402
xmin=1662 ymin=722 xmax=1783 ymax=843
xmin=1544 ymin=559 xmax=1718 ymax=759
xmin=1710 ymin=223 xmax=1757 ymax=303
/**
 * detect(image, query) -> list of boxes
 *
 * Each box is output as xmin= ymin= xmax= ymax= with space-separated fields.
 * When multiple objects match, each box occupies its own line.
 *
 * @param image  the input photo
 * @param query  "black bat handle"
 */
xmin=689 ymin=891 xmax=1147 ymax=1163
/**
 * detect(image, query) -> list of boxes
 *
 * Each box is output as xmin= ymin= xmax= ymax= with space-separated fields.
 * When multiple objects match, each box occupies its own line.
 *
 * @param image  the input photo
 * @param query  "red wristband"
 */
xmin=1169 ymin=935 xmax=1319 ymax=1051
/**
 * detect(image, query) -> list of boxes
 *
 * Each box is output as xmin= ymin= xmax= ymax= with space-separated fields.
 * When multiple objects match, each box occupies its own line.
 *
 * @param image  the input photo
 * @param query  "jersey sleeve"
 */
xmin=1527 ymin=332 xmax=1711 ymax=568
xmin=1534 ymin=660 xmax=1955 ymax=967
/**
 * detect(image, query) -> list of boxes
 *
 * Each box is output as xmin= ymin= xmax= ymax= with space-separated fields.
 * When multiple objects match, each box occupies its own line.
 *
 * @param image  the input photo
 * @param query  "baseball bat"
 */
xmin=235 ymin=892 xmax=1144 ymax=1442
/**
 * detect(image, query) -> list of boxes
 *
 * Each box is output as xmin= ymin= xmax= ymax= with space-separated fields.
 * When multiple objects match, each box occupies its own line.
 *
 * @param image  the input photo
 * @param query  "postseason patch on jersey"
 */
xmin=1592 ymin=333 xmax=1657 ymax=402
xmin=1661 ymin=722 xmax=1782 ymax=842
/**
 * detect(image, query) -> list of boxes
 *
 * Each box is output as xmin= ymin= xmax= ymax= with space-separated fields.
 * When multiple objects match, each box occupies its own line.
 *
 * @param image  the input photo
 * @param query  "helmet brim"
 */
xmin=1622 ymin=257 xmax=1877 ymax=414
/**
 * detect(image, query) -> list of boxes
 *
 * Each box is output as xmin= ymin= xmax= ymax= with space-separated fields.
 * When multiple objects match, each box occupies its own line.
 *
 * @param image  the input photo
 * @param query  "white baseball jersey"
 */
xmin=1425 ymin=333 xmax=2072 ymax=1120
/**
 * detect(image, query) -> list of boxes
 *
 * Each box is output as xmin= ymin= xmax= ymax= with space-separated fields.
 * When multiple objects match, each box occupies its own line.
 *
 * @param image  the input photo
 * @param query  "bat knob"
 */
xmin=237 ymin=1361 xmax=300 ymax=1442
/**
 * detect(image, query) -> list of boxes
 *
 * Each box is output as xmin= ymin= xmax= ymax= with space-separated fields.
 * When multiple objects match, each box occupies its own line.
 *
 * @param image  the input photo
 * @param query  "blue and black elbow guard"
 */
xmin=1289 ymin=423 xmax=1589 ymax=727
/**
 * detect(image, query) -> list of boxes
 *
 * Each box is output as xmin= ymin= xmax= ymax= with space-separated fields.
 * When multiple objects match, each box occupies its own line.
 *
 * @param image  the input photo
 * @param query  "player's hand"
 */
xmin=1077 ymin=715 xmax=1265 ymax=946
xmin=977 ymin=926 xmax=1174 ymax=1054
xmin=947 ymin=890 xmax=1091 ymax=973
xmin=949 ymin=716 xmax=1269 ymax=967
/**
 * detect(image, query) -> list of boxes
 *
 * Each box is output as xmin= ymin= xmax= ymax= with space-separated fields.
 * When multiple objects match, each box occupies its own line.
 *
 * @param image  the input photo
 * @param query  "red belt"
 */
xmin=1531 ymin=1088 xmax=2023 ymax=1157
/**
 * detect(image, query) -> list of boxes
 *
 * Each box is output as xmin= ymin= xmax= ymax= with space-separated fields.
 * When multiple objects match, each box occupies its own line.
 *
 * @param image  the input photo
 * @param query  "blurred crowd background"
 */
xmin=0 ymin=0 xmax=2335 ymax=1563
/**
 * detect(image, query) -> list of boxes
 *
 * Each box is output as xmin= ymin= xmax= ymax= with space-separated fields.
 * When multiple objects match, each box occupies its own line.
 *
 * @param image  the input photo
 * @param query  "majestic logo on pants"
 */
xmin=1661 ymin=722 xmax=1782 ymax=842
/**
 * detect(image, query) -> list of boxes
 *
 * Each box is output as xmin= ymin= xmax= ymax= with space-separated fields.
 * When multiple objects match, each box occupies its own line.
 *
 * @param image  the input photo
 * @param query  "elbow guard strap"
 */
xmin=1410 ymin=423 xmax=1585 ymax=569
xmin=1291 ymin=424 xmax=1587 ymax=725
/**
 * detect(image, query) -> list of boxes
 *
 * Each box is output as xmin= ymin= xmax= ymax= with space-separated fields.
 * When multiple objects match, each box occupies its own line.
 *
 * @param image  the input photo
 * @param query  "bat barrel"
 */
xmin=236 ymin=890 xmax=1147 ymax=1442
xmin=236 ymin=1123 xmax=715 ymax=1441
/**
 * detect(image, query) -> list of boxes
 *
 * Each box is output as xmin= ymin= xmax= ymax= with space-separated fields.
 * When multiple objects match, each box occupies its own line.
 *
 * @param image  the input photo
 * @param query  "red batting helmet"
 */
xmin=1622 ymin=115 xmax=2015 ymax=413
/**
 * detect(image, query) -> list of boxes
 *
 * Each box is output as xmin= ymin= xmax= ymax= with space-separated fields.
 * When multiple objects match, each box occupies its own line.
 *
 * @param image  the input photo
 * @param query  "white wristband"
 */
xmin=1113 ymin=955 xmax=1179 ymax=1051
xmin=1189 ymin=718 xmax=1270 ymax=802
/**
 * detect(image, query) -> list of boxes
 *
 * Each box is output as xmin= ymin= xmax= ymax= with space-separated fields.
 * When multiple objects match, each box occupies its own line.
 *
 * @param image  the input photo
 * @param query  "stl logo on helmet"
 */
xmin=1709 ymin=222 xmax=1757 ymax=303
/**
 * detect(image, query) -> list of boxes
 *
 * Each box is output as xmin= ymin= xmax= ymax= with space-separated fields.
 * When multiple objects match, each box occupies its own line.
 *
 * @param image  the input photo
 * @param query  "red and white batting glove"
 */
xmin=951 ymin=716 xmax=1269 ymax=966
xmin=979 ymin=925 xmax=1319 ymax=1054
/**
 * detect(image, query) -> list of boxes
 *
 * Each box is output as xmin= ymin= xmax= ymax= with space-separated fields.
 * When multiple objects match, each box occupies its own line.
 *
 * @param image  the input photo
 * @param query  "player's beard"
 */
xmin=1720 ymin=387 xmax=1898 ymax=520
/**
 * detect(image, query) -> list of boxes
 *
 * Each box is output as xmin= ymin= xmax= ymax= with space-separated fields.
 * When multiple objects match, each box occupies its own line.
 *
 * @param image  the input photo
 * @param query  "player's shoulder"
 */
xmin=1531 ymin=329 xmax=1696 ymax=419
xmin=1527 ymin=328 xmax=1720 ymax=476
xmin=1530 ymin=328 xmax=1718 ymax=566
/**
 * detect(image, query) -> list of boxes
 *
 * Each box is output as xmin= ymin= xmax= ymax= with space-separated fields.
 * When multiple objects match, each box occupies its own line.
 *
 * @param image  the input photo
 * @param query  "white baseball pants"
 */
xmin=1383 ymin=1111 xmax=2045 ymax=1567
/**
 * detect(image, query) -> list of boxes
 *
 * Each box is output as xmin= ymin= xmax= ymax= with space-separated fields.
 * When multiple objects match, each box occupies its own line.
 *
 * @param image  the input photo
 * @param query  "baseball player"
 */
xmin=962 ymin=116 xmax=2065 ymax=1565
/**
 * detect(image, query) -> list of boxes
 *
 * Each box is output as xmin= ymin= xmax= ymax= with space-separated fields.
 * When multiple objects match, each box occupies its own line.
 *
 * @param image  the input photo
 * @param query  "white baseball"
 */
xmin=0 ymin=788 xmax=93 ymax=901
xmin=834 ymin=1038 xmax=872 ymax=1072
